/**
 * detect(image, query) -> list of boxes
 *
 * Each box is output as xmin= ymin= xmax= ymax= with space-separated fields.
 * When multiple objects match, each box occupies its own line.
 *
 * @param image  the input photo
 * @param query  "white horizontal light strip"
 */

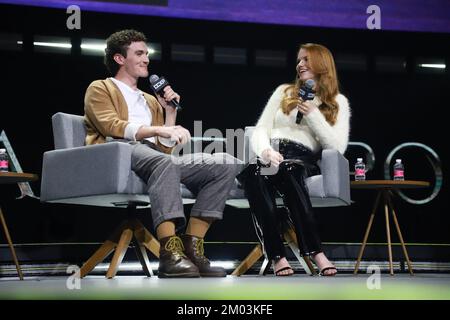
xmin=92 ymin=260 xmax=236 ymax=272
xmin=210 ymin=260 xmax=235 ymax=269
xmin=419 ymin=63 xmax=446 ymax=69
xmin=17 ymin=40 xmax=71 ymax=49
xmin=93 ymin=262 xmax=158 ymax=271
xmin=34 ymin=41 xmax=71 ymax=48
xmin=80 ymin=43 xmax=106 ymax=51
xmin=17 ymin=40 xmax=158 ymax=55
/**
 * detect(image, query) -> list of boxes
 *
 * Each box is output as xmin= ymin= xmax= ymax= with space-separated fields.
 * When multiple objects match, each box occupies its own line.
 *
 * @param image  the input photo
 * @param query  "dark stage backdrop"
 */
xmin=0 ymin=4 xmax=449 ymax=261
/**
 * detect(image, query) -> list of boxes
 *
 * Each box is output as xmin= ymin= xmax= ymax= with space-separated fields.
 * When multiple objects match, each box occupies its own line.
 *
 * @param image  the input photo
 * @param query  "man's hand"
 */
xmin=156 ymin=86 xmax=180 ymax=113
xmin=261 ymin=148 xmax=284 ymax=167
xmin=158 ymin=125 xmax=191 ymax=145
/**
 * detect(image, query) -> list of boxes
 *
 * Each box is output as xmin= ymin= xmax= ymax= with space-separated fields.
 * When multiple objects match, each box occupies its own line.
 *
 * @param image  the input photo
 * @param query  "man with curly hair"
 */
xmin=84 ymin=29 xmax=239 ymax=278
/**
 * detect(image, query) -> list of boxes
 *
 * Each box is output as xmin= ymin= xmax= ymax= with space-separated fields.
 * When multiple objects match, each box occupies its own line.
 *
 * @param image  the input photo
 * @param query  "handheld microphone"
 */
xmin=149 ymin=74 xmax=182 ymax=111
xmin=296 ymin=79 xmax=315 ymax=124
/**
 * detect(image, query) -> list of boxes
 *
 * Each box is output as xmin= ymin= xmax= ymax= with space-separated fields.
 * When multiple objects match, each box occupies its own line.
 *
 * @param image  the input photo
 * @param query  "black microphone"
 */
xmin=149 ymin=74 xmax=182 ymax=111
xmin=296 ymin=79 xmax=315 ymax=124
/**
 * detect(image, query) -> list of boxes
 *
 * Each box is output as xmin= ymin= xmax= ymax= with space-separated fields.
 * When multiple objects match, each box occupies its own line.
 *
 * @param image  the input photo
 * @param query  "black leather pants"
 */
xmin=242 ymin=161 xmax=322 ymax=260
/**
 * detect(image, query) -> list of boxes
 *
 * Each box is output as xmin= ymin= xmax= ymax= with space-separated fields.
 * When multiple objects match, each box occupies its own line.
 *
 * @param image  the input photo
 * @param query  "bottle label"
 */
xmin=0 ymin=160 xmax=8 ymax=171
xmin=394 ymin=170 xmax=404 ymax=178
xmin=355 ymin=169 xmax=365 ymax=176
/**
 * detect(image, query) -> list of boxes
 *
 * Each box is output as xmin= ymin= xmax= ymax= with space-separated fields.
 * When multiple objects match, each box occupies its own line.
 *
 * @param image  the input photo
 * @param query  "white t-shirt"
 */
xmin=110 ymin=77 xmax=174 ymax=147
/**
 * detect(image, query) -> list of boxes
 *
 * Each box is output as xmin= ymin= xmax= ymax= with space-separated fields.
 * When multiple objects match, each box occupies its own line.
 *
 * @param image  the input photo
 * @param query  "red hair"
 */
xmin=281 ymin=43 xmax=340 ymax=125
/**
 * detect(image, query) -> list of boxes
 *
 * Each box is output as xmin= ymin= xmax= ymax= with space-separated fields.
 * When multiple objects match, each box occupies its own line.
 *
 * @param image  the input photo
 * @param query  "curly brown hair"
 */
xmin=104 ymin=29 xmax=147 ymax=76
xmin=281 ymin=43 xmax=340 ymax=125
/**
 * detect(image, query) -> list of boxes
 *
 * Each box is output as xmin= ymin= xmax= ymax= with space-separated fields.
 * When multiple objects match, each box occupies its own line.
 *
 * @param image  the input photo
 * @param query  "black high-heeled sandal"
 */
xmin=273 ymin=257 xmax=294 ymax=276
xmin=310 ymin=252 xmax=338 ymax=277
xmin=319 ymin=266 xmax=338 ymax=277
xmin=274 ymin=266 xmax=294 ymax=276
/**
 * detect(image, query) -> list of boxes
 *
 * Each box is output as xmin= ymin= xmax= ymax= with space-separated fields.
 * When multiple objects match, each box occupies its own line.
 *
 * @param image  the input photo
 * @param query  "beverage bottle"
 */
xmin=0 ymin=148 xmax=8 ymax=172
xmin=393 ymin=159 xmax=405 ymax=181
xmin=355 ymin=158 xmax=366 ymax=181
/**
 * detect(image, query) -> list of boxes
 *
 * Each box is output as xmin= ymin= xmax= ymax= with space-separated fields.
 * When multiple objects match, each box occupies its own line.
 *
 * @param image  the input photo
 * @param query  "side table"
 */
xmin=0 ymin=172 xmax=38 ymax=280
xmin=351 ymin=180 xmax=430 ymax=275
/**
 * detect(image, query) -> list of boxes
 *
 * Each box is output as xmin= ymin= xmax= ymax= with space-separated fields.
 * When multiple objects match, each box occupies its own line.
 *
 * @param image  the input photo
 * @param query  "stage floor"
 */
xmin=1 ymin=273 xmax=450 ymax=300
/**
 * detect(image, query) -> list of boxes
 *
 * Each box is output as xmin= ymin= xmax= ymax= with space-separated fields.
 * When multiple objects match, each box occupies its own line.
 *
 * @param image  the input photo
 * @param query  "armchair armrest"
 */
xmin=319 ymin=149 xmax=351 ymax=204
xmin=40 ymin=142 xmax=135 ymax=202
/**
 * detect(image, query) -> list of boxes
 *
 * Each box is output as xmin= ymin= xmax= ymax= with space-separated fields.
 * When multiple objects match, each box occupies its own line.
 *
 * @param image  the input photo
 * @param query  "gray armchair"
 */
xmin=230 ymin=127 xmax=351 ymax=276
xmin=40 ymin=112 xmax=196 ymax=278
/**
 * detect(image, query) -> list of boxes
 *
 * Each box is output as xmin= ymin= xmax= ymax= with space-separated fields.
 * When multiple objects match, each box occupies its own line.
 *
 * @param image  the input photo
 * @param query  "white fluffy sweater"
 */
xmin=251 ymin=84 xmax=351 ymax=157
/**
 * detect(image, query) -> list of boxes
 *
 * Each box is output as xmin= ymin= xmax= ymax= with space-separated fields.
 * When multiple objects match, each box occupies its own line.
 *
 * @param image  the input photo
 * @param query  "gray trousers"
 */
xmin=131 ymin=142 xmax=239 ymax=230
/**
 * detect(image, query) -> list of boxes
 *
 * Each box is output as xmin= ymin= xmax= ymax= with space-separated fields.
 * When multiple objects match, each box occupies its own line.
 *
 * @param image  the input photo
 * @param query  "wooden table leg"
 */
xmin=0 ymin=206 xmax=23 ymax=280
xmin=387 ymin=193 xmax=414 ymax=275
xmin=354 ymin=191 xmax=381 ymax=274
xmin=383 ymin=192 xmax=394 ymax=275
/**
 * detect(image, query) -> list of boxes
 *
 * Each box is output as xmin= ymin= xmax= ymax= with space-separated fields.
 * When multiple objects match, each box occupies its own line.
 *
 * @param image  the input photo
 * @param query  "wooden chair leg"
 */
xmin=386 ymin=194 xmax=414 ymax=275
xmin=80 ymin=219 xmax=159 ymax=279
xmin=106 ymin=227 xmax=133 ymax=279
xmin=283 ymin=227 xmax=317 ymax=275
xmin=79 ymin=221 xmax=128 ymax=278
xmin=134 ymin=220 xmax=160 ymax=258
xmin=80 ymin=240 xmax=117 ymax=278
xmin=231 ymin=244 xmax=263 ymax=276
xmin=383 ymin=192 xmax=394 ymax=275
xmin=354 ymin=191 xmax=381 ymax=274
xmin=0 ymin=207 xmax=23 ymax=280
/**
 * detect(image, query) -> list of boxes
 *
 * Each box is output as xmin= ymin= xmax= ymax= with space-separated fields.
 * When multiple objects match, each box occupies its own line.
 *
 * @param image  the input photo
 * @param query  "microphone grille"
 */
xmin=305 ymin=79 xmax=315 ymax=89
xmin=149 ymin=74 xmax=159 ymax=84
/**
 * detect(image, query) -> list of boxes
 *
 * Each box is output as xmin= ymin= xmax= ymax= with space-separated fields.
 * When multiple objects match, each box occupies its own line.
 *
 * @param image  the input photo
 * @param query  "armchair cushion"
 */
xmin=226 ymin=126 xmax=351 ymax=208
xmin=318 ymin=149 xmax=351 ymax=205
xmin=305 ymin=149 xmax=351 ymax=207
xmin=40 ymin=142 xmax=146 ymax=203
xmin=52 ymin=112 xmax=87 ymax=149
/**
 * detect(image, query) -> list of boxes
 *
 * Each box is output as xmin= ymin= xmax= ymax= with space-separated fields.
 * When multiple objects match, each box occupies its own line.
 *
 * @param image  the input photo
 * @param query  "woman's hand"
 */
xmin=261 ymin=148 xmax=284 ymax=167
xmin=297 ymin=100 xmax=317 ymax=116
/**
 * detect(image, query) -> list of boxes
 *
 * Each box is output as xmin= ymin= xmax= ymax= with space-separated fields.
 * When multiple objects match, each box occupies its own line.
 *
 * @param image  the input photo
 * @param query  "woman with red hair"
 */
xmin=238 ymin=43 xmax=350 ymax=276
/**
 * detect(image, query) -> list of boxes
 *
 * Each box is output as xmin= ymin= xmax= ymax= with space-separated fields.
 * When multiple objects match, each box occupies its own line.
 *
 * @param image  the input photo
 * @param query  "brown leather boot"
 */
xmin=181 ymin=234 xmax=227 ymax=277
xmin=158 ymin=235 xmax=200 ymax=278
